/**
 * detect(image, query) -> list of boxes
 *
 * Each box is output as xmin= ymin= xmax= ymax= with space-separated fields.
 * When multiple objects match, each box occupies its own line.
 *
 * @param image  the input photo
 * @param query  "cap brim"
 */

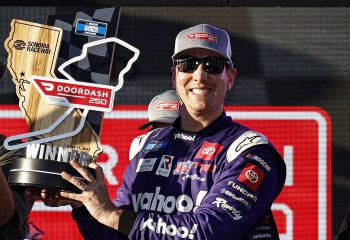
xmin=138 ymin=121 xmax=153 ymax=130
xmin=138 ymin=117 xmax=177 ymax=130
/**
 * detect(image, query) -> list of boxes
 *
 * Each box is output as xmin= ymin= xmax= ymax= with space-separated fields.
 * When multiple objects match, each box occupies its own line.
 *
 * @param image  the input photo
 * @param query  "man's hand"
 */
xmin=60 ymin=160 xmax=120 ymax=229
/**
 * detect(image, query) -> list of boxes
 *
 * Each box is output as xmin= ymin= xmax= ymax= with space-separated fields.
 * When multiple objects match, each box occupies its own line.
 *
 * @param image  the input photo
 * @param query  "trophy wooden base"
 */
xmin=8 ymin=158 xmax=94 ymax=194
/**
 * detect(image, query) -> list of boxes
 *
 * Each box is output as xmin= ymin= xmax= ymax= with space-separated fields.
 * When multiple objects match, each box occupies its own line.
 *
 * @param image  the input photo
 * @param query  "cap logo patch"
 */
xmin=186 ymin=32 xmax=217 ymax=43
xmin=154 ymin=102 xmax=180 ymax=111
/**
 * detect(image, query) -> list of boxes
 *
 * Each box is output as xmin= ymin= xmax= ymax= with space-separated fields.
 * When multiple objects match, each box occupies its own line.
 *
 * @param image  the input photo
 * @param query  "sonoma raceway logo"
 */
xmin=140 ymin=217 xmax=198 ymax=239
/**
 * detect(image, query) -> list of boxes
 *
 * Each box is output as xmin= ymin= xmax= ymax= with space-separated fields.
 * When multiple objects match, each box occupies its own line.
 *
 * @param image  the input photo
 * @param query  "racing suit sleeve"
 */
xmin=71 ymin=206 xmax=129 ymax=240
xmin=125 ymin=145 xmax=286 ymax=240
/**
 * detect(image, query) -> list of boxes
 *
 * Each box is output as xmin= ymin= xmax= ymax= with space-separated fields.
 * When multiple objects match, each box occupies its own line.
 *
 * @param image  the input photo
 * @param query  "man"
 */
xmin=130 ymin=90 xmax=180 ymax=160
xmin=0 ymin=64 xmax=44 ymax=239
xmin=60 ymin=23 xmax=286 ymax=239
xmin=138 ymin=90 xmax=180 ymax=131
xmin=0 ymin=135 xmax=39 ymax=239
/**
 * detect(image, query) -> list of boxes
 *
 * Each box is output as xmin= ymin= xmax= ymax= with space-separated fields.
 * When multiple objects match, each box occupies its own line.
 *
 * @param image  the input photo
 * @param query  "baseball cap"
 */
xmin=138 ymin=90 xmax=180 ymax=130
xmin=172 ymin=24 xmax=233 ymax=67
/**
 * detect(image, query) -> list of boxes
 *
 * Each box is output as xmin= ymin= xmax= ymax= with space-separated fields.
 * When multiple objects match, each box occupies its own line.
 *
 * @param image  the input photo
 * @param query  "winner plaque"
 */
xmin=3 ymin=8 xmax=139 ymax=193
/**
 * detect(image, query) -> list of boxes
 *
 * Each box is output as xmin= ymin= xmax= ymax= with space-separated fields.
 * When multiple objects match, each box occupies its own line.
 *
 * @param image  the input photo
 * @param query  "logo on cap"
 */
xmin=186 ymin=33 xmax=217 ymax=43
xmin=154 ymin=102 xmax=179 ymax=111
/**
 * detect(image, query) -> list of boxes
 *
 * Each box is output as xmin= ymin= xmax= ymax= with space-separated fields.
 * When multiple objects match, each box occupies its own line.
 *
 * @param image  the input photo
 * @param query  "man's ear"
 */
xmin=171 ymin=66 xmax=176 ymax=90
xmin=227 ymin=68 xmax=237 ymax=90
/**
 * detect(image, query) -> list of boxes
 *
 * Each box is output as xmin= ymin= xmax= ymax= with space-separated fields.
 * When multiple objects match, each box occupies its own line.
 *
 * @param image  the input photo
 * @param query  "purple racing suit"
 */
xmin=72 ymin=112 xmax=286 ymax=239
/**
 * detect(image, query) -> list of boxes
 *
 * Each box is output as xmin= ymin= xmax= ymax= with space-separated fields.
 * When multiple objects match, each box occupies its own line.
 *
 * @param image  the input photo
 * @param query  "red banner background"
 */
xmin=0 ymin=105 xmax=331 ymax=240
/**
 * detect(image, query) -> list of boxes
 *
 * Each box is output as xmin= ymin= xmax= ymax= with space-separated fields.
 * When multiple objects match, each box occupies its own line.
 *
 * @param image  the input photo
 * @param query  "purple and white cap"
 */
xmin=172 ymin=23 xmax=233 ymax=67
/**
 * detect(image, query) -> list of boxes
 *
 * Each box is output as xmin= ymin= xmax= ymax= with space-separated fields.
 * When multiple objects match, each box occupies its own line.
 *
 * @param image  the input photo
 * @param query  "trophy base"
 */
xmin=8 ymin=157 xmax=94 ymax=194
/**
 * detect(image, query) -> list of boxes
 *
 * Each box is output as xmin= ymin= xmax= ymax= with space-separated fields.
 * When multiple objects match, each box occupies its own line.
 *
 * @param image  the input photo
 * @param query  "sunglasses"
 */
xmin=174 ymin=57 xmax=230 ymax=74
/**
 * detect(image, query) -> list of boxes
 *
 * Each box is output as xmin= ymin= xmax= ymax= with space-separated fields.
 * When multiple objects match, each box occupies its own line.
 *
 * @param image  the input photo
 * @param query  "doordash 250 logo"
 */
xmin=31 ymin=76 xmax=115 ymax=112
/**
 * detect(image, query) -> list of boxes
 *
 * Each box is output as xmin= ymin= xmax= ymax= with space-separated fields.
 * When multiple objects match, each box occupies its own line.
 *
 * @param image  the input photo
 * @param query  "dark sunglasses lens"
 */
xmin=204 ymin=58 xmax=224 ymax=74
xmin=177 ymin=58 xmax=225 ymax=74
xmin=178 ymin=59 xmax=197 ymax=72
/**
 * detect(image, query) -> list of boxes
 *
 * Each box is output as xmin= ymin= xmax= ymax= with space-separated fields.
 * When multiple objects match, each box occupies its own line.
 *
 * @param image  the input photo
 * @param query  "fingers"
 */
xmin=88 ymin=162 xmax=104 ymax=182
xmin=60 ymin=190 xmax=80 ymax=202
xmin=61 ymin=171 xmax=88 ymax=192
xmin=70 ymin=160 xmax=95 ymax=182
xmin=40 ymin=189 xmax=63 ymax=207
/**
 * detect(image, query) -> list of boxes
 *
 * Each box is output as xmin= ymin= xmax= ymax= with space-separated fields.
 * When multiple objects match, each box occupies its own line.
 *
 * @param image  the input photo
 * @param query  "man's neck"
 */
xmin=180 ymin=108 xmax=223 ymax=132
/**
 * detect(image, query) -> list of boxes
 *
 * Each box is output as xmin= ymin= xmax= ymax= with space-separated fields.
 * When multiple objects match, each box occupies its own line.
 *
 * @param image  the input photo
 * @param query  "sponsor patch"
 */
xmin=174 ymin=132 xmax=196 ymax=141
xmin=228 ymin=181 xmax=257 ymax=202
xmin=181 ymin=174 xmax=206 ymax=182
xmin=220 ymin=188 xmax=249 ymax=207
xmin=155 ymin=155 xmax=174 ymax=177
xmin=140 ymin=218 xmax=198 ymax=239
xmin=173 ymin=161 xmax=194 ymax=174
xmin=238 ymin=163 xmax=265 ymax=192
xmin=136 ymin=158 xmax=157 ymax=172
xmin=193 ymin=162 xmax=216 ymax=173
xmin=132 ymin=186 xmax=194 ymax=213
xmin=246 ymin=153 xmax=271 ymax=172
xmin=227 ymin=131 xmax=268 ymax=162
xmin=195 ymin=141 xmax=223 ymax=161
xmin=144 ymin=140 xmax=168 ymax=152
xmin=75 ymin=19 xmax=107 ymax=38
xmin=173 ymin=161 xmax=216 ymax=174
xmin=212 ymin=197 xmax=242 ymax=220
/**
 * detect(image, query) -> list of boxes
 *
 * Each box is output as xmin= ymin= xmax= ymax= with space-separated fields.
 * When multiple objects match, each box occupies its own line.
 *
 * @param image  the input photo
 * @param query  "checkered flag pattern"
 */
xmin=46 ymin=7 xmax=120 ymax=134
xmin=46 ymin=7 xmax=120 ymax=85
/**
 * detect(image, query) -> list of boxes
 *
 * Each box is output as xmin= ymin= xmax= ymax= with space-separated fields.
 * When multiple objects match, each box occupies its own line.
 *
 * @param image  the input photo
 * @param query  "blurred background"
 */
xmin=0 ymin=1 xmax=348 ymax=239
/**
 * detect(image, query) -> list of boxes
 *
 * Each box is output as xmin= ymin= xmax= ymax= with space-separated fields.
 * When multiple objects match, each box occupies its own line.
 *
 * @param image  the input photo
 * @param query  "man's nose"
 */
xmin=193 ymin=64 xmax=207 ymax=82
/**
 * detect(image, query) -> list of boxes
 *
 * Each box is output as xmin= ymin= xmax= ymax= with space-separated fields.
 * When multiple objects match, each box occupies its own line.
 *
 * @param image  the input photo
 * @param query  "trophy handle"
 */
xmin=4 ymin=107 xmax=88 ymax=150
xmin=58 ymin=37 xmax=140 ymax=92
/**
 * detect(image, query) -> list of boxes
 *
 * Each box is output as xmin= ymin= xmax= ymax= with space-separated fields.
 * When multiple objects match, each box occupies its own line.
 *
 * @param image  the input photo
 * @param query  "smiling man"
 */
xmin=60 ymin=24 xmax=287 ymax=240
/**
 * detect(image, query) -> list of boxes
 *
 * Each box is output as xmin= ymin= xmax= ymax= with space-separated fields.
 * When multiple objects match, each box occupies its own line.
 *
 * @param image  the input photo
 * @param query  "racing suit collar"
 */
xmin=173 ymin=111 xmax=232 ymax=140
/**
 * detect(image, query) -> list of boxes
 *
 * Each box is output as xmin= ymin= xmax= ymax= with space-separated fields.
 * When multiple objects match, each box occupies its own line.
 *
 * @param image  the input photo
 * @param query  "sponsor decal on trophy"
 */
xmin=3 ymin=8 xmax=139 ymax=193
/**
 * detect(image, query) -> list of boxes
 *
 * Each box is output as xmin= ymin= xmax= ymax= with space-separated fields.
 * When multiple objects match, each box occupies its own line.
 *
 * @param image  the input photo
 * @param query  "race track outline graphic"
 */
xmin=4 ymin=37 xmax=140 ymax=150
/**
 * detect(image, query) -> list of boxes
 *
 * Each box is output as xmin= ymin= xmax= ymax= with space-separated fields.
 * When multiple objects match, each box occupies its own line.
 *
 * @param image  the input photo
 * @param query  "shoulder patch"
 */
xmin=227 ymin=131 xmax=268 ymax=162
xmin=129 ymin=130 xmax=154 ymax=161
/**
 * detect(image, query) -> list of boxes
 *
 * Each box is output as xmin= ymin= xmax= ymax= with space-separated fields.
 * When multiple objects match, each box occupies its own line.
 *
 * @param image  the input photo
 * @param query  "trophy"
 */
xmin=3 ymin=7 xmax=139 ymax=193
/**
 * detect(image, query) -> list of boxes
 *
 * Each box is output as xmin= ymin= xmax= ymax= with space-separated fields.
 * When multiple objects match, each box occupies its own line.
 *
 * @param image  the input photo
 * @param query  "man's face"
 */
xmin=172 ymin=49 xmax=236 ymax=117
